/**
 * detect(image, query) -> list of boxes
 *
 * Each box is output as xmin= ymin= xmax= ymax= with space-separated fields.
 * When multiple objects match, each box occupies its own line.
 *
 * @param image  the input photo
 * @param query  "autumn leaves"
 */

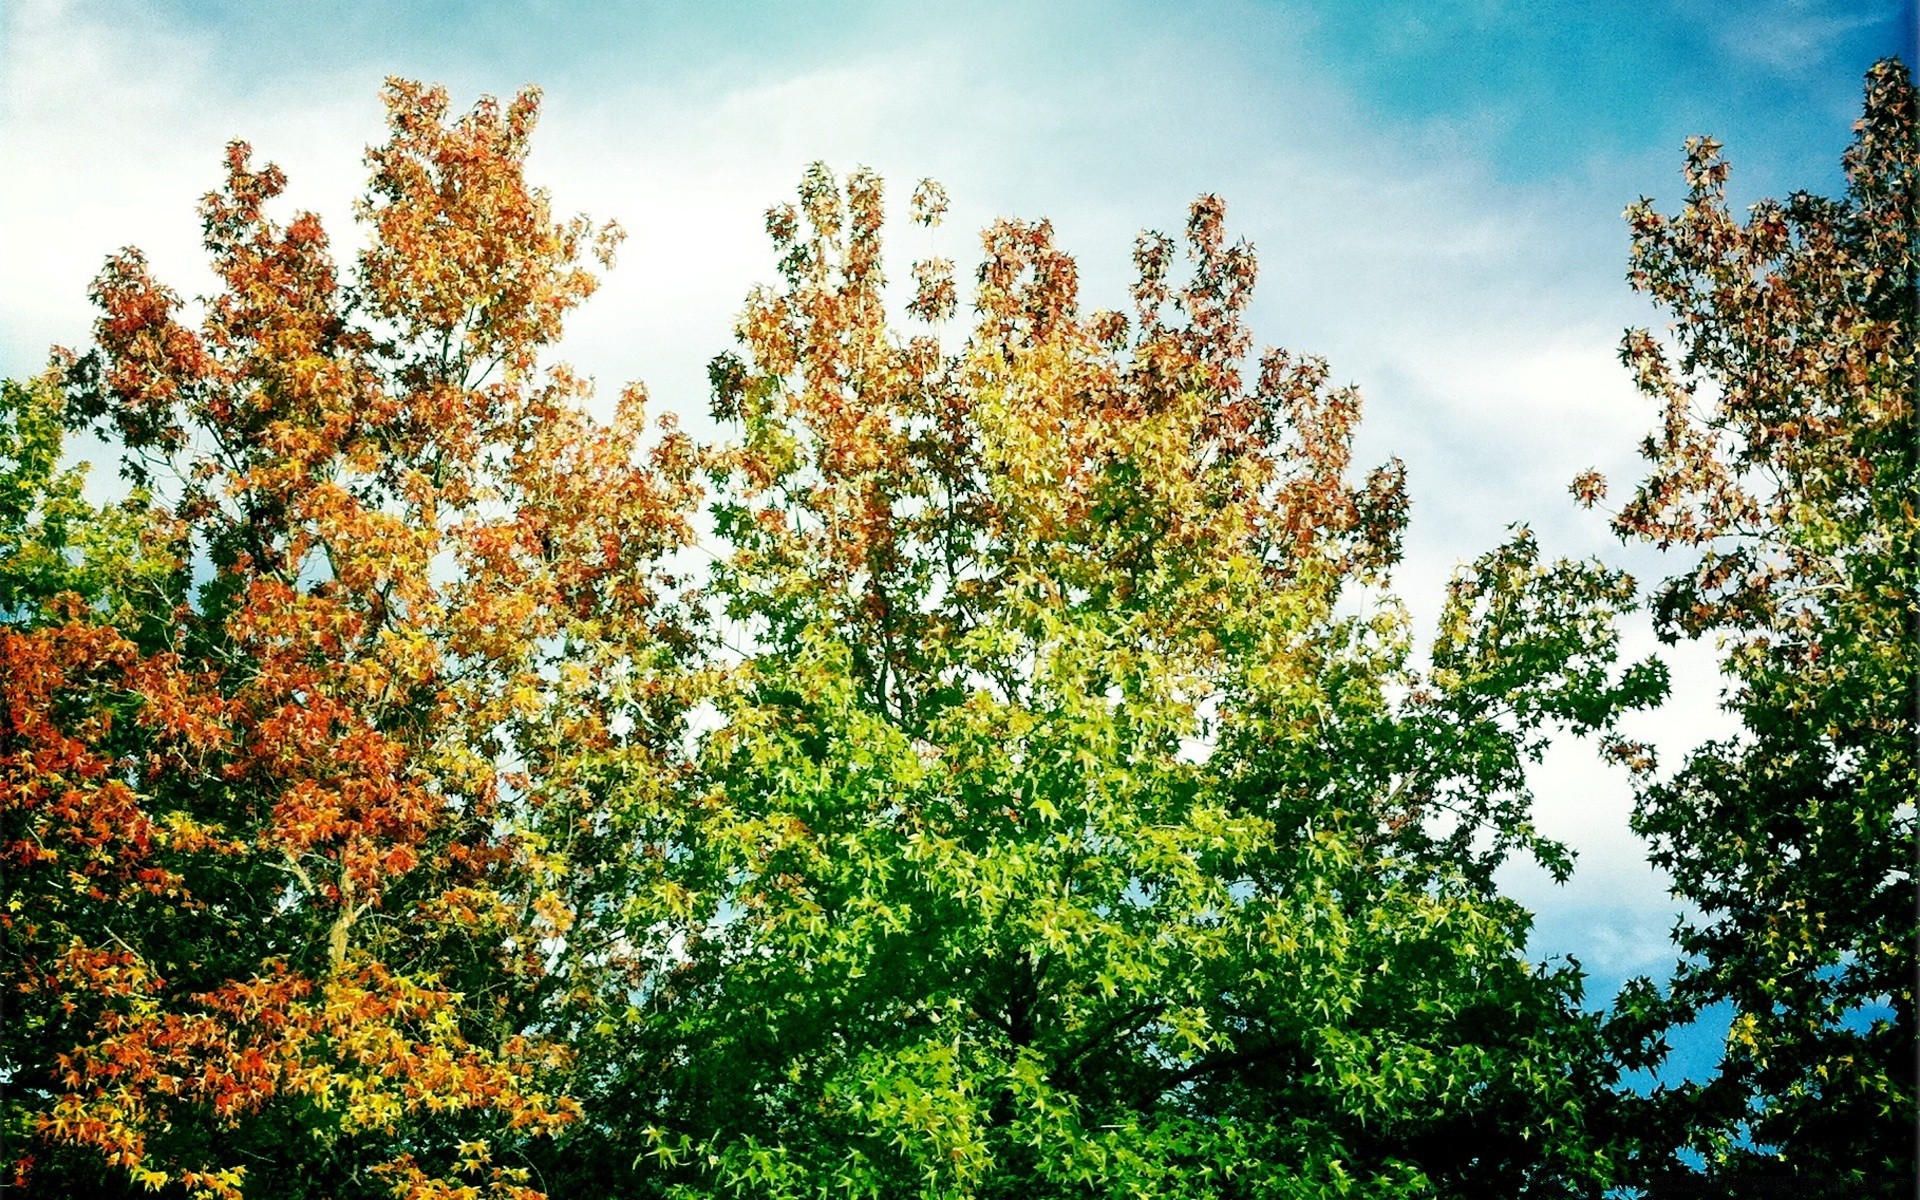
xmin=3 ymin=62 xmax=1913 ymax=1200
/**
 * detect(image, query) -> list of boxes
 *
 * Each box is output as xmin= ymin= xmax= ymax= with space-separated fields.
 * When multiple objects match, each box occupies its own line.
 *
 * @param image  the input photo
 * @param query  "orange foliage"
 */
xmin=5 ymin=80 xmax=698 ymax=1198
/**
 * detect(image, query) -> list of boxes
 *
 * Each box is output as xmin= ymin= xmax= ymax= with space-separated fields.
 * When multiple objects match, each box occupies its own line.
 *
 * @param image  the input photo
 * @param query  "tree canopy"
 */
xmin=1591 ymin=57 xmax=1916 ymax=1199
xmin=5 ymin=80 xmax=702 ymax=1199
xmin=2 ymin=58 xmax=1912 ymax=1200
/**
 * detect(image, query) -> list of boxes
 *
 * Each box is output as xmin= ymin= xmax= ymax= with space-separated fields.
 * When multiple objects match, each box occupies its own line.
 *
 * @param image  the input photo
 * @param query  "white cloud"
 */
xmin=0 ymin=0 xmax=380 ymax=374
xmin=1701 ymin=0 xmax=1889 ymax=77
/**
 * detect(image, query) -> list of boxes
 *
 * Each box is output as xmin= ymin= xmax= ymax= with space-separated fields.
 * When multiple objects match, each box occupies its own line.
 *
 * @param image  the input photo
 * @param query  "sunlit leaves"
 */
xmin=655 ymin=164 xmax=1659 ymax=1199
xmin=1597 ymin=58 xmax=1917 ymax=1196
xmin=5 ymin=79 xmax=698 ymax=1199
xmin=0 ymin=53 xmax=1803 ymax=1198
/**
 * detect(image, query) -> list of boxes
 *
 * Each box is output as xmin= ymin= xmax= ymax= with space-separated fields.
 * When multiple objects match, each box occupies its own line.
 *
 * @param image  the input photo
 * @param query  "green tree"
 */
xmin=571 ymin=168 xmax=1664 ymax=1199
xmin=1590 ymin=57 xmax=1916 ymax=1199
xmin=0 ymin=374 xmax=174 ymax=623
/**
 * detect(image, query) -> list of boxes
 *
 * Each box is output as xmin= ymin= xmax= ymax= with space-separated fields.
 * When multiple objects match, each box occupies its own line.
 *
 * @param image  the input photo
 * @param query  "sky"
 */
xmin=2 ymin=0 xmax=1913 ymax=1080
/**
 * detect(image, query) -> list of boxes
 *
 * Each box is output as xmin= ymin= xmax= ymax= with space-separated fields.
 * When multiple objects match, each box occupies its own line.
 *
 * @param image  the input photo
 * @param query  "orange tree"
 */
xmin=1 ymin=82 xmax=701 ymax=1198
xmin=1592 ymin=59 xmax=1916 ymax=1197
xmin=570 ymin=167 xmax=1669 ymax=1198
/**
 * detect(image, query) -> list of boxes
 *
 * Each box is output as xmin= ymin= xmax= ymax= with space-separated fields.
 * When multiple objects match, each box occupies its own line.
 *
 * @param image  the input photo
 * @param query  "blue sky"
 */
xmin=2 ymin=0 xmax=1912 ymax=1081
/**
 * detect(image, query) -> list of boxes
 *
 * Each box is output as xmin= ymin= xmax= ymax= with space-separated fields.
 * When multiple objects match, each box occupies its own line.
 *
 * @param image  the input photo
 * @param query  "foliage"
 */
xmin=1585 ymin=57 xmax=1916 ymax=1199
xmin=3 ymin=81 xmax=701 ymax=1199
xmin=5 ymin=65 xmax=1819 ymax=1200
xmin=557 ymin=165 xmax=1665 ymax=1199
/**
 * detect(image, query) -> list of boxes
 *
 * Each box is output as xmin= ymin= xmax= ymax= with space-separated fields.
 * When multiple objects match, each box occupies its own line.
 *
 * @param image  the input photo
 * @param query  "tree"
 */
xmin=0 ymin=375 xmax=173 ymax=623
xmin=2 ymin=80 xmax=701 ymax=1199
xmin=1588 ymin=57 xmax=1916 ymax=1198
xmin=1 ymin=372 xmax=185 ymax=1193
xmin=579 ymin=166 xmax=1665 ymax=1199
xmin=5 ymin=72 xmax=1708 ymax=1200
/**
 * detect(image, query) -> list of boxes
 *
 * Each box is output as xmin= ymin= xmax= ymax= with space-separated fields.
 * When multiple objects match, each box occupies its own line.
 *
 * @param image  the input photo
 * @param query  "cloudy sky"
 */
xmin=3 ymin=0 xmax=1911 ymax=1077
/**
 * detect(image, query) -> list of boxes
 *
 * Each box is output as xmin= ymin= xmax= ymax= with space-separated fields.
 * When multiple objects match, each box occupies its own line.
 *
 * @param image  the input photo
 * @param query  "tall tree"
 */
xmin=1590 ymin=57 xmax=1916 ymax=1198
xmin=2 ymin=81 xmax=701 ymax=1199
xmin=587 ymin=166 xmax=1665 ymax=1199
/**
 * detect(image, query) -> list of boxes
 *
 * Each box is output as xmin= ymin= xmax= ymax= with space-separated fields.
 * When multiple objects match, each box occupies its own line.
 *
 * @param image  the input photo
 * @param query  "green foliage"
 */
xmin=534 ymin=167 xmax=1667 ymax=1200
xmin=25 ymin=58 xmax=1907 ymax=1200
xmin=1593 ymin=57 xmax=1916 ymax=1199
xmin=0 ymin=375 xmax=174 ymax=626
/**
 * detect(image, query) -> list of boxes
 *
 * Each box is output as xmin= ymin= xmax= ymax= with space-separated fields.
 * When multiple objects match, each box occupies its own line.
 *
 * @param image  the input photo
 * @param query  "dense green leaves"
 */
xmin=558 ymin=164 xmax=1663 ymax=1200
xmin=5 ymin=60 xmax=1908 ymax=1200
xmin=1591 ymin=58 xmax=1917 ymax=1198
xmin=0 ymin=375 xmax=174 ymax=624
